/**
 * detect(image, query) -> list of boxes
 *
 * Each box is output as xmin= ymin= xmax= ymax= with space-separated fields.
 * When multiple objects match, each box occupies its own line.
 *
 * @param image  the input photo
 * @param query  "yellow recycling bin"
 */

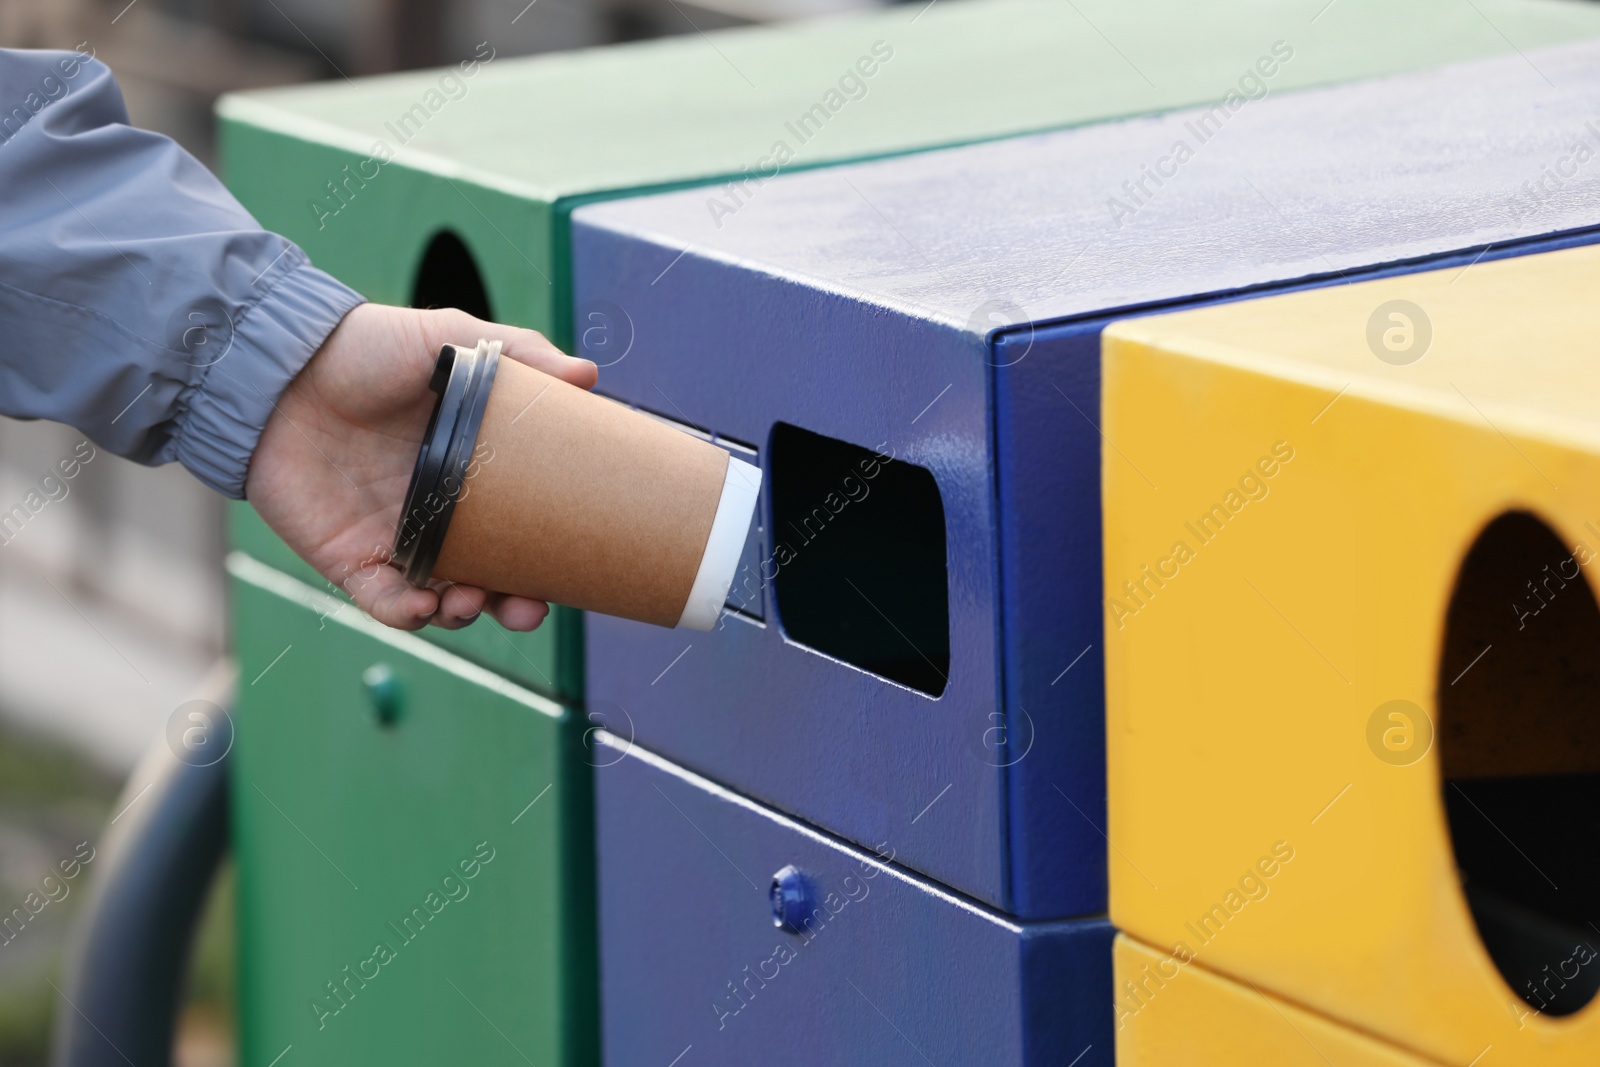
xmin=1113 ymin=935 xmax=1435 ymax=1065
xmin=1103 ymin=240 xmax=1600 ymax=1064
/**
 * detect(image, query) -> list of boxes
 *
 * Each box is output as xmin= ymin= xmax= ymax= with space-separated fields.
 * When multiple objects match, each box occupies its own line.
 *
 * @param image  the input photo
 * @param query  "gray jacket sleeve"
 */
xmin=0 ymin=46 xmax=366 ymax=499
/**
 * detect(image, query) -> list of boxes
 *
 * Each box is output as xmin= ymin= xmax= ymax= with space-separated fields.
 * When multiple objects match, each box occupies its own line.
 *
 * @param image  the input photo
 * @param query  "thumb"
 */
xmin=426 ymin=308 xmax=598 ymax=390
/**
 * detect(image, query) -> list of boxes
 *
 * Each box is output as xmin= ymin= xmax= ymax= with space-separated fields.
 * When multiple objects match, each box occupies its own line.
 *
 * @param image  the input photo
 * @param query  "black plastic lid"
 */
xmin=392 ymin=339 xmax=501 ymax=585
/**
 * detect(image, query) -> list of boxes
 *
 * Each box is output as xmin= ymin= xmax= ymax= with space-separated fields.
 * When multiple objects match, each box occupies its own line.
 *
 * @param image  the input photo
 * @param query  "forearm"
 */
xmin=0 ymin=46 xmax=364 ymax=498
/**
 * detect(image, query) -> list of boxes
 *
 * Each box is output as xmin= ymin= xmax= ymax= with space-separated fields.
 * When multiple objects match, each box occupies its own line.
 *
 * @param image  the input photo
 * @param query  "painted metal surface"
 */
xmin=215 ymin=8 xmax=1600 ymax=1054
xmin=218 ymin=0 xmax=1600 ymax=343
xmin=592 ymin=733 xmax=1113 ymax=1066
xmin=1112 ymin=936 xmax=1434 ymax=1066
xmin=228 ymin=554 xmax=596 ymax=1067
xmin=214 ymin=0 xmax=1600 ymax=694
xmin=1102 ymin=242 xmax=1600 ymax=1063
xmin=571 ymin=40 xmax=1600 ymax=918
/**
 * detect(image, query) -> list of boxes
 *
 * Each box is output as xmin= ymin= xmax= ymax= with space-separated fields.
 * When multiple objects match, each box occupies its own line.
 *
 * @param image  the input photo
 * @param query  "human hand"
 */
xmin=244 ymin=303 xmax=598 ymax=631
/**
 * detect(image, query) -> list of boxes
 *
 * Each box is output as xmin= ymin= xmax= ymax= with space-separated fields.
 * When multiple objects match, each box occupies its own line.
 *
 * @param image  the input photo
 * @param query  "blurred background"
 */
xmin=0 ymin=0 xmax=891 ymax=1060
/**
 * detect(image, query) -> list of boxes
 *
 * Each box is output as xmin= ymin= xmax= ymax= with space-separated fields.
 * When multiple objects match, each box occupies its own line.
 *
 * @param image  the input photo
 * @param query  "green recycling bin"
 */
xmin=219 ymin=1 xmax=1600 ymax=1063
xmin=229 ymin=554 xmax=595 ymax=1066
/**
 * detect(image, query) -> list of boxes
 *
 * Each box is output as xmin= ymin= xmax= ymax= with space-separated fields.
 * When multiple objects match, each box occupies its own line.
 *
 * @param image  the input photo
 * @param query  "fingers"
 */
xmin=347 ymin=568 xmax=521 ymax=634
xmin=427 ymin=581 xmax=488 ymax=629
xmin=375 ymin=578 xmax=545 ymax=633
xmin=484 ymin=593 xmax=549 ymax=632
xmin=350 ymin=565 xmax=440 ymax=631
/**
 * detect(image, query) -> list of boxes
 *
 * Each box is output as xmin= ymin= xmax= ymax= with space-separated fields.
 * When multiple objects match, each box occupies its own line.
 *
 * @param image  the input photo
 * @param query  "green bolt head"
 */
xmin=361 ymin=663 xmax=404 ymax=726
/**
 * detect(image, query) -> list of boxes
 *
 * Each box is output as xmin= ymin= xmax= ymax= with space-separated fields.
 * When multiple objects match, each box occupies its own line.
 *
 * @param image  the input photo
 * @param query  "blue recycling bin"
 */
xmin=572 ymin=38 xmax=1600 ymax=1064
xmin=591 ymin=734 xmax=1113 ymax=1065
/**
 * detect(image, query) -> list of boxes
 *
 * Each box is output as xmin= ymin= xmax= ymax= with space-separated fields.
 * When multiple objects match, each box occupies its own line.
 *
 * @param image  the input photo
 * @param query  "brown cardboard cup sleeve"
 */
xmin=393 ymin=340 xmax=761 ymax=630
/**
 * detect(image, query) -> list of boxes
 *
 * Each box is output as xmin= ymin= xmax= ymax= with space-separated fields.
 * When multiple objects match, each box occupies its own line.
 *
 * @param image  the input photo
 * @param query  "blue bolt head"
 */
xmin=769 ymin=865 xmax=812 ymax=932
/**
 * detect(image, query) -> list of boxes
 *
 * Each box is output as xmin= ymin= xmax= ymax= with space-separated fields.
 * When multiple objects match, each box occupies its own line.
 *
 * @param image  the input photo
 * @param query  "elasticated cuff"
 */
xmin=176 ymin=259 xmax=365 ymax=499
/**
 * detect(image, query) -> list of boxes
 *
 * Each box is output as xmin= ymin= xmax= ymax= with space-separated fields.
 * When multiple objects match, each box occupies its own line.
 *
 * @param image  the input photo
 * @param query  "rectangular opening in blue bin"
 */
xmin=768 ymin=423 xmax=949 ymax=697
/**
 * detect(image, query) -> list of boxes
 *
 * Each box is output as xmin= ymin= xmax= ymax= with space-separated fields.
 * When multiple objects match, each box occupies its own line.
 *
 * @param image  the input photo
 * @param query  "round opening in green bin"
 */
xmin=412 ymin=230 xmax=492 ymax=321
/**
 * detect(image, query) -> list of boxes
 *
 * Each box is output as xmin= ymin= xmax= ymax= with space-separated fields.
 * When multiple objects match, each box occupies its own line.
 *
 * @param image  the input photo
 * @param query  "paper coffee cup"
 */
xmin=395 ymin=341 xmax=760 ymax=630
